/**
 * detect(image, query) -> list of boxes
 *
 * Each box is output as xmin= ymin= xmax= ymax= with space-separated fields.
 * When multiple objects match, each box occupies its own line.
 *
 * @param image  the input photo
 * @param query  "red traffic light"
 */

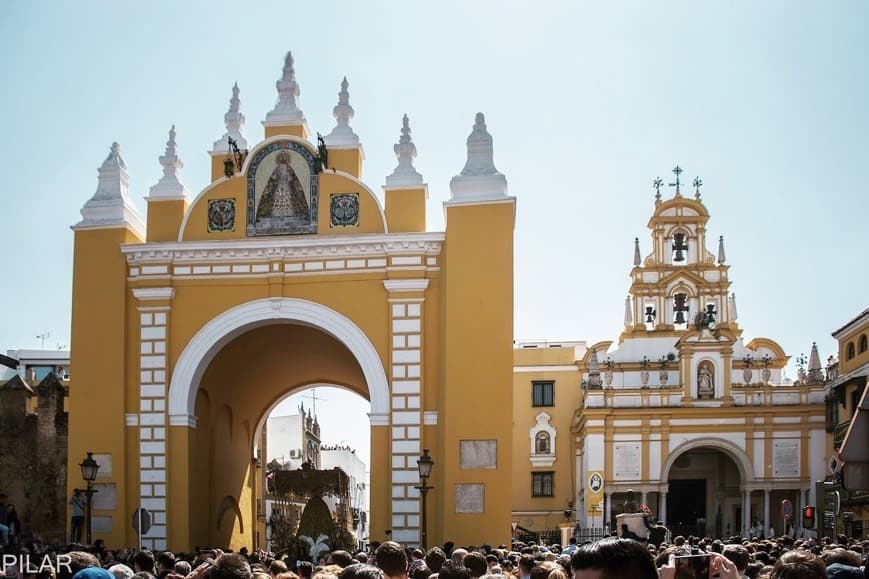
xmin=802 ymin=506 xmax=815 ymax=528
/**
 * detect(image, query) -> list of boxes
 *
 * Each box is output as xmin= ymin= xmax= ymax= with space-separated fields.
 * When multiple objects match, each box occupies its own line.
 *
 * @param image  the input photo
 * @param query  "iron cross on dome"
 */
xmin=668 ymin=165 xmax=683 ymax=197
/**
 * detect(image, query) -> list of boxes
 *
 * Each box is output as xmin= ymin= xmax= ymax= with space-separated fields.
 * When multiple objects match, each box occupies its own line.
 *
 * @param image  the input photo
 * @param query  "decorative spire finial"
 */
xmin=449 ymin=113 xmax=508 ymax=201
xmin=729 ymin=293 xmax=738 ymax=321
xmin=653 ymin=177 xmax=663 ymax=205
xmin=324 ymin=76 xmax=359 ymax=147
xmin=265 ymin=50 xmax=305 ymax=125
xmin=807 ymin=342 xmax=823 ymax=382
xmin=717 ymin=235 xmax=726 ymax=264
xmin=668 ymin=165 xmax=683 ymax=197
xmin=587 ymin=349 xmax=602 ymax=388
xmin=633 ymin=237 xmax=642 ymax=267
xmin=74 ymin=142 xmax=145 ymax=237
xmin=149 ymin=125 xmax=189 ymax=200
xmin=213 ymin=83 xmax=248 ymax=153
xmin=693 ymin=176 xmax=703 ymax=200
xmin=624 ymin=296 xmax=633 ymax=326
xmin=385 ymin=114 xmax=423 ymax=187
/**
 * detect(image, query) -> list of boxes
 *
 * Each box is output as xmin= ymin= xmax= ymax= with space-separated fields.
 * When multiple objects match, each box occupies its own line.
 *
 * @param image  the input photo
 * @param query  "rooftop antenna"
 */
xmin=302 ymin=388 xmax=328 ymax=416
xmin=36 ymin=332 xmax=51 ymax=349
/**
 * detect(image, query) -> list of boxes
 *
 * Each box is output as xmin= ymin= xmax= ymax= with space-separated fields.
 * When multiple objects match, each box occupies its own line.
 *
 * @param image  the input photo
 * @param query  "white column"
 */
xmin=763 ymin=490 xmax=770 ymax=536
xmin=742 ymin=490 xmax=751 ymax=537
xmin=605 ymin=492 xmax=612 ymax=531
xmin=384 ymin=279 xmax=429 ymax=547
xmin=641 ymin=492 xmax=648 ymax=508
xmin=660 ymin=492 xmax=668 ymax=526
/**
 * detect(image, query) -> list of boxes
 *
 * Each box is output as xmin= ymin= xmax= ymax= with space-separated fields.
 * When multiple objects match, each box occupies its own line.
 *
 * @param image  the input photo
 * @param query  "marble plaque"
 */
xmin=93 ymin=453 xmax=112 ymax=478
xmin=773 ymin=440 xmax=799 ymax=477
xmin=455 ymin=483 xmax=485 ymax=513
xmin=92 ymin=515 xmax=113 ymax=532
xmin=92 ymin=483 xmax=117 ymax=509
xmin=614 ymin=442 xmax=641 ymax=480
xmin=460 ymin=440 xmax=497 ymax=469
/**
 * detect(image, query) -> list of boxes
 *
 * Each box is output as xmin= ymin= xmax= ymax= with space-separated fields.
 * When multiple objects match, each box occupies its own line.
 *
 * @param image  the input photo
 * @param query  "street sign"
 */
xmin=133 ymin=507 xmax=152 ymax=535
xmin=781 ymin=499 xmax=793 ymax=520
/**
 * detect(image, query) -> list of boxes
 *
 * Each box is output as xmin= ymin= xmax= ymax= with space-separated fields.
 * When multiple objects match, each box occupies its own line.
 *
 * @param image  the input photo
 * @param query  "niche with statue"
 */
xmin=697 ymin=361 xmax=715 ymax=399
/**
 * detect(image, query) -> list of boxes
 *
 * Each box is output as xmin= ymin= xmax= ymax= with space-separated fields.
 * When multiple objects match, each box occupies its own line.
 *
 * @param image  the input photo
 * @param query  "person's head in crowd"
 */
xmin=108 ymin=564 xmax=135 ymax=579
xmin=64 ymin=551 xmax=101 ymax=579
xmin=529 ymin=562 xmax=554 ymax=579
xmin=297 ymin=562 xmax=314 ymax=579
xmin=462 ymin=553 xmax=486 ymax=579
xmin=768 ymin=550 xmax=827 ymax=579
xmin=517 ymin=555 xmax=534 ymax=579
xmin=443 ymin=543 xmax=455 ymax=558
xmin=425 ymin=547 xmax=446 ymax=573
xmin=410 ymin=550 xmax=425 ymax=563
xmin=570 ymin=538 xmax=657 ymax=579
xmin=132 ymin=573 xmax=156 ymax=579
xmin=436 ymin=561 xmax=470 ymax=579
xmin=156 ymin=552 xmax=176 ymax=576
xmin=825 ymin=563 xmax=864 ymax=579
xmin=210 ymin=554 xmax=253 ymax=579
xmin=722 ymin=544 xmax=750 ymax=575
xmin=73 ymin=569 xmax=115 ymax=579
xmin=546 ymin=565 xmax=569 ymax=579
xmin=275 ymin=572 xmax=300 ymax=579
xmin=329 ymin=552 xmax=355 ymax=569
xmin=269 ymin=561 xmax=289 ymax=578
xmin=338 ymin=565 xmax=386 ymax=579
xmin=374 ymin=541 xmax=409 ymax=579
xmin=133 ymin=551 xmax=156 ymax=574
xmin=821 ymin=548 xmax=862 ymax=568
xmin=450 ymin=549 xmax=468 ymax=566
xmin=173 ymin=561 xmax=191 ymax=577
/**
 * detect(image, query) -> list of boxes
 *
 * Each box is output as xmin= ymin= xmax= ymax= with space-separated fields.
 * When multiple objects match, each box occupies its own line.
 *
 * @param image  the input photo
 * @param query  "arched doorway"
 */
xmin=168 ymin=298 xmax=389 ymax=551
xmin=661 ymin=440 xmax=752 ymax=539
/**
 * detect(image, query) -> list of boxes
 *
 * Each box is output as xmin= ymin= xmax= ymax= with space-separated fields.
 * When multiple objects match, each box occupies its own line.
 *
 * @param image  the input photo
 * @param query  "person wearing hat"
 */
xmin=73 ymin=567 xmax=115 ymax=579
xmin=69 ymin=489 xmax=86 ymax=544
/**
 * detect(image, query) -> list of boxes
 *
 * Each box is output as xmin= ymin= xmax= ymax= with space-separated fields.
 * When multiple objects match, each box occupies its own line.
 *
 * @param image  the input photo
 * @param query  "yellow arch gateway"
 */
xmin=68 ymin=55 xmax=515 ymax=551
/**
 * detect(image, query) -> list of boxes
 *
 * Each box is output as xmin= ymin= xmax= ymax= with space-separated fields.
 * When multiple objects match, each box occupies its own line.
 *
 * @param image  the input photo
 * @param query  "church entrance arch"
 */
xmin=661 ymin=439 xmax=752 ymax=539
xmin=167 ymin=298 xmax=389 ymax=550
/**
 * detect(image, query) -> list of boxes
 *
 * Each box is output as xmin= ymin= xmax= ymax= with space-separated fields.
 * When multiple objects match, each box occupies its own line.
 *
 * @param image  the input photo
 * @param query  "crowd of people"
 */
xmin=0 ymin=531 xmax=867 ymax=579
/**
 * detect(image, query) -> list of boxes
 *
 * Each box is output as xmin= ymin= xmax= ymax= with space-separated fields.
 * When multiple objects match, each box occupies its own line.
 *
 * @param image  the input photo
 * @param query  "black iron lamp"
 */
xmin=415 ymin=449 xmax=434 ymax=549
xmin=80 ymin=452 xmax=100 ymax=545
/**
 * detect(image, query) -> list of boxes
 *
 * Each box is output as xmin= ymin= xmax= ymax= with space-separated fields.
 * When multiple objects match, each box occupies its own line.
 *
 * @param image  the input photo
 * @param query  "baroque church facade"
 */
xmin=511 ymin=177 xmax=828 ymax=539
xmin=67 ymin=50 xmax=829 ymax=551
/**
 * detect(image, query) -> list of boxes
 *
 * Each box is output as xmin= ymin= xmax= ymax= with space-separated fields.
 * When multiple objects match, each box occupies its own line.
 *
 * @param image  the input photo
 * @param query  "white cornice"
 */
xmin=169 ymin=414 xmax=198 ymax=428
xmin=122 ymin=232 xmax=445 ymax=264
xmin=383 ymin=183 xmax=429 ymax=197
xmin=383 ymin=279 xmax=430 ymax=293
xmin=369 ymin=412 xmax=390 ymax=426
xmin=132 ymin=288 xmax=176 ymax=301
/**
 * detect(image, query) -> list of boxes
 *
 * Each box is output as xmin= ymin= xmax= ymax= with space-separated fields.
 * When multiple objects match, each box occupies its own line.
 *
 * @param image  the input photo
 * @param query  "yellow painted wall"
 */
xmin=385 ymin=188 xmax=426 ymax=233
xmin=838 ymin=322 xmax=869 ymax=375
xmin=511 ymin=347 xmax=581 ymax=530
xmin=440 ymin=200 xmax=514 ymax=546
xmin=147 ymin=200 xmax=188 ymax=242
xmin=327 ymin=148 xmax=363 ymax=179
xmin=265 ymin=125 xmax=307 ymax=140
xmin=69 ymin=226 xmax=142 ymax=546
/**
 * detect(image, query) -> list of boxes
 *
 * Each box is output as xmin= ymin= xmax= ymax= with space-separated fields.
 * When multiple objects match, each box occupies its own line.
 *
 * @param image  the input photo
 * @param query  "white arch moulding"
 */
xmin=168 ymin=298 xmax=390 ymax=426
xmin=659 ymin=437 xmax=755 ymax=484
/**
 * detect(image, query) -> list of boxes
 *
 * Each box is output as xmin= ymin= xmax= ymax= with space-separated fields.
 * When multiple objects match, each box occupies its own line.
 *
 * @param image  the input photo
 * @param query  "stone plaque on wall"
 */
xmin=460 ymin=440 xmax=497 ymax=469
xmin=92 ymin=453 xmax=112 ymax=478
xmin=773 ymin=440 xmax=799 ymax=477
xmin=613 ymin=442 xmax=641 ymax=480
xmin=455 ymin=483 xmax=485 ymax=513
xmin=92 ymin=483 xmax=117 ymax=510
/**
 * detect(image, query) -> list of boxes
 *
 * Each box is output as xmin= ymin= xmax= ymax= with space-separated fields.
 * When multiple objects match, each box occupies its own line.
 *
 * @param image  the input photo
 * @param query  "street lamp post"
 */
xmin=79 ymin=452 xmax=100 ymax=545
xmin=415 ymin=449 xmax=434 ymax=550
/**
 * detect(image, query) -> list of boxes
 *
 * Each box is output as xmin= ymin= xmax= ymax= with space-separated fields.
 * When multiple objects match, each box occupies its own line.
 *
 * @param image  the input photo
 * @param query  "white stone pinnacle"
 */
xmin=624 ymin=296 xmax=633 ymax=326
xmin=633 ymin=237 xmax=642 ymax=266
xmin=385 ymin=114 xmax=424 ymax=187
xmin=265 ymin=51 xmax=305 ymax=125
xmin=717 ymin=235 xmax=726 ymax=264
xmin=324 ymin=76 xmax=360 ymax=147
xmin=449 ymin=112 xmax=507 ymax=201
xmin=149 ymin=125 xmax=189 ymax=200
xmin=75 ymin=142 xmax=145 ymax=236
xmin=213 ymin=83 xmax=248 ymax=153
xmin=729 ymin=293 xmax=738 ymax=322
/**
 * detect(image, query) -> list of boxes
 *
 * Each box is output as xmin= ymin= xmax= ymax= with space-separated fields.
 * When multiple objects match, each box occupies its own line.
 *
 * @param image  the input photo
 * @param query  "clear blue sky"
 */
xmin=2 ymin=1 xmax=866 ymax=382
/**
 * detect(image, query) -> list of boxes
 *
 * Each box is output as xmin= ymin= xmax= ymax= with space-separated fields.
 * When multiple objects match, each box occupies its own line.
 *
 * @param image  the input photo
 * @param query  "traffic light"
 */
xmin=802 ymin=505 xmax=816 ymax=529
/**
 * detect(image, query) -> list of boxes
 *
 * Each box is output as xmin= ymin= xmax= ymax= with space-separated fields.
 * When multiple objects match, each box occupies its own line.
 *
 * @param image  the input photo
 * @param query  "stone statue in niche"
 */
xmin=697 ymin=363 xmax=714 ymax=399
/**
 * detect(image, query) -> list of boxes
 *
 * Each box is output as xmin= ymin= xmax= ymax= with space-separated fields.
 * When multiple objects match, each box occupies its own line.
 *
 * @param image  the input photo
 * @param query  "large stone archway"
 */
xmin=168 ymin=298 xmax=390 ymax=423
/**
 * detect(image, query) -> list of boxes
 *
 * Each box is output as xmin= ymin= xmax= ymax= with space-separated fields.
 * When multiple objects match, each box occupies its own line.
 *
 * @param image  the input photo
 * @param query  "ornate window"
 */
xmin=532 ymin=472 xmax=554 ymax=497
xmin=860 ymin=334 xmax=868 ymax=354
xmin=847 ymin=342 xmax=856 ymax=360
xmin=529 ymin=412 xmax=557 ymax=467
xmin=535 ymin=432 xmax=551 ymax=454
